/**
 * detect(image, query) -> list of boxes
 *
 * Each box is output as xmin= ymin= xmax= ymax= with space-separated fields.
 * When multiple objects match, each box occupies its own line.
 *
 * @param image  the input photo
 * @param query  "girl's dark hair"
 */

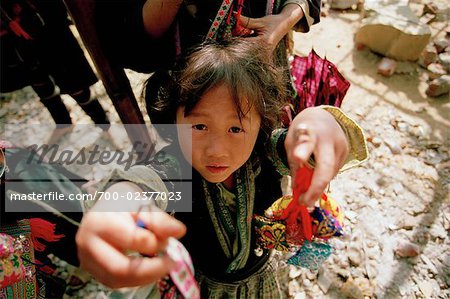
xmin=144 ymin=39 xmax=287 ymax=141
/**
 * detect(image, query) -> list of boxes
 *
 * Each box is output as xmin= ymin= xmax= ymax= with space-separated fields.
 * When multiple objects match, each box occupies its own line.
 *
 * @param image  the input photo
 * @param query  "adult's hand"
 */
xmin=76 ymin=182 xmax=186 ymax=288
xmin=284 ymin=107 xmax=349 ymax=207
xmin=238 ymin=4 xmax=305 ymax=53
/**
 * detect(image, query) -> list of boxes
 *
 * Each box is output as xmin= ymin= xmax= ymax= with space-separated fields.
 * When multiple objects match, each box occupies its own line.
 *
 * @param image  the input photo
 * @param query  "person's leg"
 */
xmin=70 ymin=88 xmax=110 ymax=131
xmin=31 ymin=75 xmax=72 ymax=126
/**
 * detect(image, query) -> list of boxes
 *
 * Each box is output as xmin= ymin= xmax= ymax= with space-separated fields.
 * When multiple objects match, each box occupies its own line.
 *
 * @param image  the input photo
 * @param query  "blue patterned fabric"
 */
xmin=287 ymin=240 xmax=334 ymax=270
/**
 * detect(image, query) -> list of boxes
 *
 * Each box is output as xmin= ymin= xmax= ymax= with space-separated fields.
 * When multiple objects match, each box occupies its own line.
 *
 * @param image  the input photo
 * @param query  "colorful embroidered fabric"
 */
xmin=0 ymin=220 xmax=37 ymax=299
xmin=137 ymin=220 xmax=200 ymax=299
xmin=206 ymin=0 xmax=252 ymax=42
xmin=203 ymin=160 xmax=258 ymax=273
xmin=0 ymin=233 xmax=26 ymax=288
xmin=253 ymin=167 xmax=345 ymax=270
xmin=166 ymin=238 xmax=200 ymax=299
xmin=254 ymin=216 xmax=290 ymax=252
xmin=286 ymin=240 xmax=334 ymax=270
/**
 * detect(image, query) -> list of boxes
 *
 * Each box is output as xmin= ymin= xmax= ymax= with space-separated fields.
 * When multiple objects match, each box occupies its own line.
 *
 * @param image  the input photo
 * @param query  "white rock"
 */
xmin=370 ymin=137 xmax=383 ymax=147
xmin=419 ymin=44 xmax=438 ymax=67
xmin=439 ymin=52 xmax=450 ymax=70
xmin=348 ymin=247 xmax=363 ymax=266
xmin=429 ymin=224 xmax=447 ymax=239
xmin=385 ymin=139 xmax=402 ymax=154
xmin=418 ymin=281 xmax=434 ymax=298
xmin=425 ymin=75 xmax=450 ymax=97
xmin=427 ymin=63 xmax=447 ymax=80
xmin=355 ymin=3 xmax=431 ymax=61
xmin=377 ymin=57 xmax=397 ymax=77
xmin=294 ymin=292 xmax=306 ymax=299
xmin=288 ymin=279 xmax=301 ymax=296
xmin=346 ymin=210 xmax=358 ymax=221
xmin=330 ymin=0 xmax=358 ymax=9
xmin=395 ymin=240 xmax=421 ymax=257
xmin=420 ymin=255 xmax=438 ymax=275
xmin=302 ymin=278 xmax=311 ymax=288
xmin=317 ymin=272 xmax=333 ymax=294
xmin=289 ymin=266 xmax=303 ymax=279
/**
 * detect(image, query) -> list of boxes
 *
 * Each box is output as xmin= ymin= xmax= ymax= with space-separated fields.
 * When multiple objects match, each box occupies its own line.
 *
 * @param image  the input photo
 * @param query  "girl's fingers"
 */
xmin=82 ymin=236 xmax=175 ymax=288
xmin=300 ymin=144 xmax=336 ymax=207
xmin=86 ymin=212 xmax=162 ymax=256
xmin=290 ymin=124 xmax=316 ymax=166
xmin=133 ymin=209 xmax=187 ymax=240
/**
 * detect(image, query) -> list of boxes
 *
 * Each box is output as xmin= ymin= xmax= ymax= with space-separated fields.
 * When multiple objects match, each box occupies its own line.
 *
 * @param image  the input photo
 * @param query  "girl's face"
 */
xmin=176 ymin=84 xmax=261 ymax=186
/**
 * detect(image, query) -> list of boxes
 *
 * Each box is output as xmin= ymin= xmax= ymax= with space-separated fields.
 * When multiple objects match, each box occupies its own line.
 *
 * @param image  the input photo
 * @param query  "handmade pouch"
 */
xmin=0 ymin=233 xmax=27 ymax=288
xmin=254 ymin=167 xmax=345 ymax=270
xmin=0 ymin=220 xmax=37 ymax=299
xmin=286 ymin=240 xmax=334 ymax=271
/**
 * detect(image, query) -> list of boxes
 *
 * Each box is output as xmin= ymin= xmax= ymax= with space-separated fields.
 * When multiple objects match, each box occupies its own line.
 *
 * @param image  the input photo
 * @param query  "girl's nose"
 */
xmin=205 ymin=134 xmax=228 ymax=158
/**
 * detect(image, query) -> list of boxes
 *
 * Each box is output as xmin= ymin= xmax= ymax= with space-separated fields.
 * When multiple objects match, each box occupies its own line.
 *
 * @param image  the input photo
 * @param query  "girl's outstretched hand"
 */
xmin=284 ymin=107 xmax=349 ymax=207
xmin=76 ymin=183 xmax=186 ymax=288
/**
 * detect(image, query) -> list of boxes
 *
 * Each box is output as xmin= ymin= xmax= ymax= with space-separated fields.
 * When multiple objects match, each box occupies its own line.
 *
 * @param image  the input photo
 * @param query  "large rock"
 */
xmin=330 ymin=0 xmax=358 ymax=10
xmin=355 ymin=2 xmax=431 ymax=61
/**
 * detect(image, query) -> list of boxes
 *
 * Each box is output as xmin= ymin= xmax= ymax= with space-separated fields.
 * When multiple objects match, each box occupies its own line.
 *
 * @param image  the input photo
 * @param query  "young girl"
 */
xmin=76 ymin=40 xmax=367 ymax=296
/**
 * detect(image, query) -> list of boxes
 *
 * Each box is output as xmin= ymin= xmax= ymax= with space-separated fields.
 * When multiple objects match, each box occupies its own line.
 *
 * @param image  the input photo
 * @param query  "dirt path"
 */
xmin=289 ymin=8 xmax=449 ymax=299
xmin=1 ymin=5 xmax=448 ymax=299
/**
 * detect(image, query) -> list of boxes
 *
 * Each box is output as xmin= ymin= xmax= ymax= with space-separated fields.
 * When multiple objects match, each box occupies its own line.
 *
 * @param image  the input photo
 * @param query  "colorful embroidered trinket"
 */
xmin=254 ymin=216 xmax=290 ymax=253
xmin=287 ymin=240 xmax=334 ymax=270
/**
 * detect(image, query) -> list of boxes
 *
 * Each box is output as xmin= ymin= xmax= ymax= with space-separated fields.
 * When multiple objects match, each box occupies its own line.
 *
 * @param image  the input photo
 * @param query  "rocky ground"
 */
xmin=1 ymin=1 xmax=449 ymax=298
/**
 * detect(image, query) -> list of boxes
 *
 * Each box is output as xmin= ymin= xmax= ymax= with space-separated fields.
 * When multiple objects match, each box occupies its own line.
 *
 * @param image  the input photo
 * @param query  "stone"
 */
xmin=289 ymin=266 xmax=303 ymax=279
xmin=422 ymin=3 xmax=438 ymax=15
xmin=385 ymin=139 xmax=402 ymax=154
xmin=429 ymin=224 xmax=447 ymax=239
xmin=418 ymin=281 xmax=434 ymax=298
xmin=418 ymin=44 xmax=438 ymax=67
xmin=348 ymin=247 xmax=363 ymax=266
xmin=426 ymin=75 xmax=450 ymax=97
xmin=430 ymin=2 xmax=450 ymax=22
xmin=419 ymin=13 xmax=435 ymax=24
xmin=293 ymin=292 xmax=306 ymax=299
xmin=317 ymin=272 xmax=333 ymax=293
xmin=395 ymin=240 xmax=420 ymax=257
xmin=341 ymin=277 xmax=373 ymax=299
xmin=420 ymin=255 xmax=439 ymax=275
xmin=346 ymin=210 xmax=358 ymax=222
xmin=392 ymin=182 xmax=404 ymax=195
xmin=427 ymin=63 xmax=447 ymax=80
xmin=377 ymin=57 xmax=397 ymax=77
xmin=370 ymin=137 xmax=382 ymax=147
xmin=398 ymin=215 xmax=420 ymax=230
xmin=303 ymin=278 xmax=312 ymax=288
xmin=336 ymin=268 xmax=351 ymax=280
xmin=438 ymin=52 xmax=450 ymax=70
xmin=330 ymin=0 xmax=358 ymax=10
xmin=434 ymin=39 xmax=450 ymax=53
xmin=288 ymin=279 xmax=301 ymax=296
xmin=355 ymin=3 xmax=431 ymax=61
xmin=341 ymin=280 xmax=364 ymax=299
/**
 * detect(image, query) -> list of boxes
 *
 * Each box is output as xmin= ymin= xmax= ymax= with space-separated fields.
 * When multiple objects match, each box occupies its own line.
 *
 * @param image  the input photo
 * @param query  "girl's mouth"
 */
xmin=206 ymin=166 xmax=228 ymax=174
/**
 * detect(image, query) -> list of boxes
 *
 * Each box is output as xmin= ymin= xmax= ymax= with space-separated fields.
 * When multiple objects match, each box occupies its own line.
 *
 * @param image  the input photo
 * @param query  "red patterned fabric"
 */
xmin=290 ymin=50 xmax=350 ymax=113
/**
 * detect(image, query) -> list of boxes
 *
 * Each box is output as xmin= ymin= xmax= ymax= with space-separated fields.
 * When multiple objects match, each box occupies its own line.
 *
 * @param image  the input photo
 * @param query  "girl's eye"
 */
xmin=192 ymin=124 xmax=207 ymax=131
xmin=229 ymin=127 xmax=244 ymax=134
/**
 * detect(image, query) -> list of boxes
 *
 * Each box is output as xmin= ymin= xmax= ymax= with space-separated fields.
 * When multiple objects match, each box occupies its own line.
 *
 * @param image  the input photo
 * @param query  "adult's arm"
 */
xmin=239 ymin=0 xmax=321 ymax=52
xmin=142 ymin=0 xmax=183 ymax=38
